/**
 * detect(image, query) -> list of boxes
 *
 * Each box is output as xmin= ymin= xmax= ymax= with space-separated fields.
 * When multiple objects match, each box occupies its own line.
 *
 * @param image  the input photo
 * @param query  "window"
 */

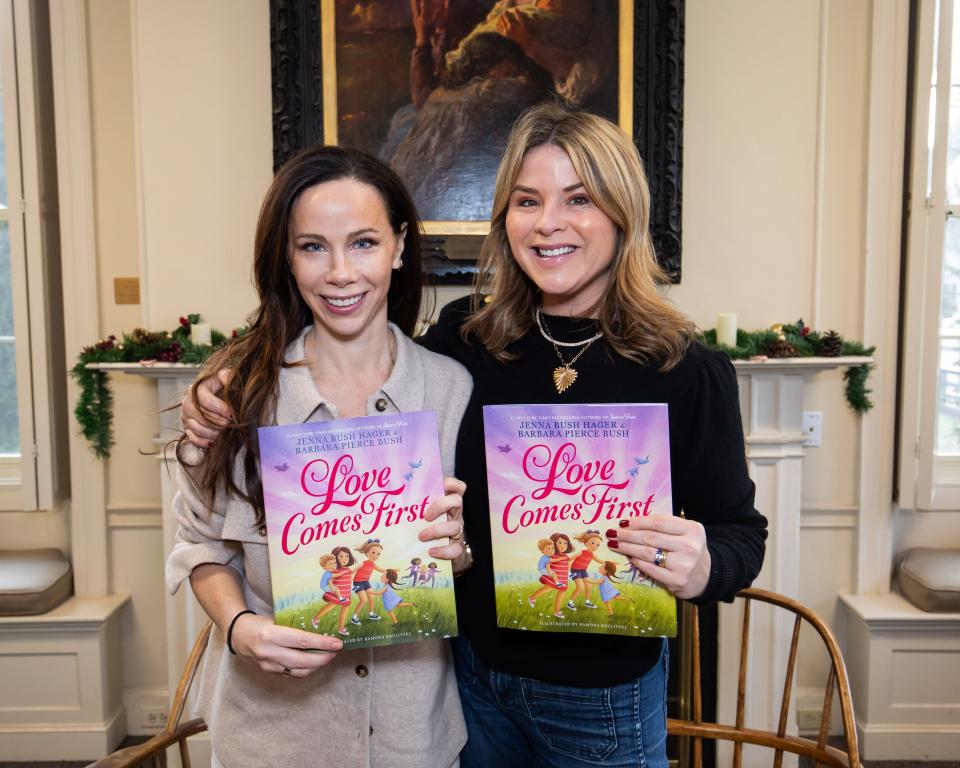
xmin=901 ymin=0 xmax=960 ymax=509
xmin=0 ymin=0 xmax=67 ymax=511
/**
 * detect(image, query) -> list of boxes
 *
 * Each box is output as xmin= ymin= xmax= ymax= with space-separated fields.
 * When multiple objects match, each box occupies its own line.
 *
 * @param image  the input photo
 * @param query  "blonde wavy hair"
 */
xmin=462 ymin=101 xmax=694 ymax=369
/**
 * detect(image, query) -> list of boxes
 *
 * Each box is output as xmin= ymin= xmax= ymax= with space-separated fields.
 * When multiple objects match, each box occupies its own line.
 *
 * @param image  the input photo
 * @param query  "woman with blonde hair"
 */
xmin=183 ymin=102 xmax=767 ymax=766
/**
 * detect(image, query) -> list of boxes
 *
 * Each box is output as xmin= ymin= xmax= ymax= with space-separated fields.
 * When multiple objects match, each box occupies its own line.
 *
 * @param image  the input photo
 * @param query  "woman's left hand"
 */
xmin=606 ymin=515 xmax=711 ymax=600
xmin=420 ymin=476 xmax=470 ymax=574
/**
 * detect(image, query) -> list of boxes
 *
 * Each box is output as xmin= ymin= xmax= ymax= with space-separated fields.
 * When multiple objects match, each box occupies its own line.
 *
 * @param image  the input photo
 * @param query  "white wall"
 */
xmin=68 ymin=0 xmax=892 ymax=736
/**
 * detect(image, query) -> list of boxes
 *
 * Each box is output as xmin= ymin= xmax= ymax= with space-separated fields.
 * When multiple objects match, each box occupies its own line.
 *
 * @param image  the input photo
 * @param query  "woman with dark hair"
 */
xmin=183 ymin=103 xmax=767 ymax=767
xmin=166 ymin=145 xmax=472 ymax=767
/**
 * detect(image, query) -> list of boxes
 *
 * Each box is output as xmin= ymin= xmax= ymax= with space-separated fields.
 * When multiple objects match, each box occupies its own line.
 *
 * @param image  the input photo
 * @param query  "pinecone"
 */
xmin=819 ymin=330 xmax=842 ymax=357
xmin=767 ymin=339 xmax=796 ymax=358
xmin=156 ymin=342 xmax=182 ymax=363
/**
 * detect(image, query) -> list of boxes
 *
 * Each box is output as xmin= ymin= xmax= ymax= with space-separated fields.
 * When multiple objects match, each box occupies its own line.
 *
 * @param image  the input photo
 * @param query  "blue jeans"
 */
xmin=453 ymin=636 xmax=668 ymax=768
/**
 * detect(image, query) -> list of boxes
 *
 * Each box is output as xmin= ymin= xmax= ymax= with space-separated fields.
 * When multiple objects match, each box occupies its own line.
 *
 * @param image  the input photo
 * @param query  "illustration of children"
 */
xmin=311 ymin=553 xmax=350 ymax=630
xmin=587 ymin=561 xmax=633 ymax=615
xmin=399 ymin=557 xmax=422 ymax=585
xmin=328 ymin=546 xmax=357 ymax=636
xmin=528 ymin=533 xmax=573 ymax=618
xmin=528 ymin=539 xmax=558 ymax=606
xmin=547 ymin=533 xmax=574 ymax=617
xmin=567 ymin=529 xmax=605 ymax=611
xmin=418 ymin=562 xmax=440 ymax=588
xmin=370 ymin=569 xmax=416 ymax=624
xmin=351 ymin=539 xmax=387 ymax=625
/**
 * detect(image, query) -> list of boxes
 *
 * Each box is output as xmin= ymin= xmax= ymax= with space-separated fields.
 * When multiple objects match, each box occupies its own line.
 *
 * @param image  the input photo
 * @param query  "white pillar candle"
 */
xmin=716 ymin=313 xmax=737 ymax=347
xmin=190 ymin=322 xmax=212 ymax=346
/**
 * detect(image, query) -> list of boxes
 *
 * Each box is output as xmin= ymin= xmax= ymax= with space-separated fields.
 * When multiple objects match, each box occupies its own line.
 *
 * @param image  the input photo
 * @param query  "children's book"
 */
xmin=483 ymin=403 xmax=676 ymax=638
xmin=257 ymin=411 xmax=458 ymax=649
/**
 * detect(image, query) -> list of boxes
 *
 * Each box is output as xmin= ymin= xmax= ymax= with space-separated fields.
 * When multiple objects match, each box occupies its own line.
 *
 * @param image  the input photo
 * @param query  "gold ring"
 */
xmin=282 ymin=666 xmax=292 ymax=677
xmin=654 ymin=548 xmax=667 ymax=568
xmin=450 ymin=518 xmax=464 ymax=542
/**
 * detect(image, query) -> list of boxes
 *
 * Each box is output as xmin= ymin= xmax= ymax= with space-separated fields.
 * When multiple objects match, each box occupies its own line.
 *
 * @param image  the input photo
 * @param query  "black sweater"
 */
xmin=419 ymin=297 xmax=768 ymax=687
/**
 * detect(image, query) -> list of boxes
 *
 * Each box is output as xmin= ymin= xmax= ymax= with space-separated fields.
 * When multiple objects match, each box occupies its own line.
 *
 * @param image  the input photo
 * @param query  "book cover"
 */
xmin=483 ymin=403 xmax=677 ymax=638
xmin=257 ymin=411 xmax=458 ymax=649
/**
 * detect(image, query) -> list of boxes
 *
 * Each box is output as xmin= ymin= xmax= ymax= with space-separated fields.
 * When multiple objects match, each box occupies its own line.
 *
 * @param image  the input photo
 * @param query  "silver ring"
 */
xmin=282 ymin=666 xmax=292 ymax=677
xmin=654 ymin=548 xmax=667 ymax=568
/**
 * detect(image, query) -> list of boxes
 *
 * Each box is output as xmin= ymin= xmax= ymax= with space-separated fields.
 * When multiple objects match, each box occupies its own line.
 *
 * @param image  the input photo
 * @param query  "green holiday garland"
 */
xmin=700 ymin=318 xmax=876 ymax=413
xmin=71 ymin=314 xmax=243 ymax=458
xmin=73 ymin=315 xmax=875 ymax=459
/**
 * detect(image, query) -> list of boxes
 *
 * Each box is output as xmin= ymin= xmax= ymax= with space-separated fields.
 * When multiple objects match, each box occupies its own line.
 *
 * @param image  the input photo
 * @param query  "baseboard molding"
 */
xmin=0 ymin=706 xmax=126 ymax=760
xmin=857 ymin=720 xmax=960 ymax=760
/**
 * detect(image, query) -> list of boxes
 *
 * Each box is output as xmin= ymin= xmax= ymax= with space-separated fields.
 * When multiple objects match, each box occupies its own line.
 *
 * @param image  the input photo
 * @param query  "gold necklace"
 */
xmin=537 ymin=311 xmax=602 ymax=394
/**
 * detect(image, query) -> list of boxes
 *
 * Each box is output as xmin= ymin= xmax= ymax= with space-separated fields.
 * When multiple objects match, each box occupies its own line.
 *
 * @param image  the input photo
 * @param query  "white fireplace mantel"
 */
xmin=89 ymin=355 xmax=873 ymax=768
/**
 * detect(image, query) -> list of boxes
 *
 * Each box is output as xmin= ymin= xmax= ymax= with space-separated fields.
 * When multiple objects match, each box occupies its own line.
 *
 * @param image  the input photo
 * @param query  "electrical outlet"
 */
xmin=141 ymin=706 xmax=168 ymax=729
xmin=802 ymin=411 xmax=823 ymax=447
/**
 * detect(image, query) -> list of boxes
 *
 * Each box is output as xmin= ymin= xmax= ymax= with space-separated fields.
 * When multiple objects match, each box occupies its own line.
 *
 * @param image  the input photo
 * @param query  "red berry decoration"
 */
xmin=179 ymin=316 xmax=189 ymax=327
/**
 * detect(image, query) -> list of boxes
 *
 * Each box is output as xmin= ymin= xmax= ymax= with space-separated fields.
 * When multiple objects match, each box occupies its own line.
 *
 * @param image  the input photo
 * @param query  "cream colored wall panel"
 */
xmin=0 ymin=653 xmax=79 ymax=709
xmin=892 ymin=649 xmax=960 ymax=707
xmin=800 ymin=374 xmax=860 ymax=505
xmin=895 ymin=508 xmax=960 ymax=552
xmin=797 ymin=525 xmax=856 ymax=688
xmin=109 ymin=526 xmax=167 ymax=691
xmin=132 ymin=0 xmax=269 ymax=330
xmin=87 ymin=0 xmax=141 ymax=332
xmin=105 ymin=377 xmax=161 ymax=505
xmin=677 ymin=0 xmax=820 ymax=329
xmin=818 ymin=0 xmax=870 ymax=334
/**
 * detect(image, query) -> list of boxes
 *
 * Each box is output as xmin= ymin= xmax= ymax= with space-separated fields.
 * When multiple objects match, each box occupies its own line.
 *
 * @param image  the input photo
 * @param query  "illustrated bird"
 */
xmin=274 ymin=462 xmax=289 ymax=472
xmin=497 ymin=444 xmax=511 ymax=453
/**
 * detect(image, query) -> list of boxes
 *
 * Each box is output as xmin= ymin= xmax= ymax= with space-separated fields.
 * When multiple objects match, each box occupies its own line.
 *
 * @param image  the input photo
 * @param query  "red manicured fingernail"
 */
xmin=605 ymin=528 xmax=618 ymax=539
xmin=608 ymin=540 xmax=619 ymax=549
xmin=619 ymin=519 xmax=630 ymax=528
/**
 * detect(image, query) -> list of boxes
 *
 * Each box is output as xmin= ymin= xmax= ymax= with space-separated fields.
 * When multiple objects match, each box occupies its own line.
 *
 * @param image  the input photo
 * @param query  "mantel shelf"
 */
xmin=87 ymin=356 xmax=874 ymax=379
xmin=732 ymin=355 xmax=873 ymax=373
xmin=86 ymin=362 xmax=201 ymax=378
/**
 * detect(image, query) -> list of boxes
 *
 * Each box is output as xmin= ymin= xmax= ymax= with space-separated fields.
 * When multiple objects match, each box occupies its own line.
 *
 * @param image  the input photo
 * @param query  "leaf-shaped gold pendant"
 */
xmin=553 ymin=366 xmax=577 ymax=393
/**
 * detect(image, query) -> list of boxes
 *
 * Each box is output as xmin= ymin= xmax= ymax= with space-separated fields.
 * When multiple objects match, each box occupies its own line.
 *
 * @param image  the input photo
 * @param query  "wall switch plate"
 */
xmin=802 ymin=411 xmax=823 ymax=447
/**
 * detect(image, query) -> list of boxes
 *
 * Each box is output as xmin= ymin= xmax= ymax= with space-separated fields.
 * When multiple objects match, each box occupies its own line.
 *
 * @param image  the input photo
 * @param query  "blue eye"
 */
xmin=301 ymin=242 xmax=324 ymax=253
xmin=353 ymin=238 xmax=376 ymax=249
xmin=516 ymin=198 xmax=537 ymax=208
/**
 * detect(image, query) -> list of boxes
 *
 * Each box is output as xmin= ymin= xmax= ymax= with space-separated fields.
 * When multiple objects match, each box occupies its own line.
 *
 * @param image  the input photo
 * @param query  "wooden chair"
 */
xmin=87 ymin=620 xmax=212 ymax=768
xmin=668 ymin=587 xmax=862 ymax=768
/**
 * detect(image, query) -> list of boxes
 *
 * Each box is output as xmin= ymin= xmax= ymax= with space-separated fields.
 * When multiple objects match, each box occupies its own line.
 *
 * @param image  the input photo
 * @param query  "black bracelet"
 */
xmin=226 ymin=609 xmax=256 ymax=655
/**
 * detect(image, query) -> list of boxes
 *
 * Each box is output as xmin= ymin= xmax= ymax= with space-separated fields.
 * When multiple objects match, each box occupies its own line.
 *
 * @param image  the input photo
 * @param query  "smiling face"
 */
xmin=336 ymin=549 xmax=351 ymax=567
xmin=585 ymin=536 xmax=601 ymax=551
xmin=505 ymin=143 xmax=618 ymax=316
xmin=367 ymin=545 xmax=383 ymax=561
xmin=555 ymin=536 xmax=569 ymax=553
xmin=542 ymin=542 xmax=556 ymax=556
xmin=288 ymin=178 xmax=404 ymax=342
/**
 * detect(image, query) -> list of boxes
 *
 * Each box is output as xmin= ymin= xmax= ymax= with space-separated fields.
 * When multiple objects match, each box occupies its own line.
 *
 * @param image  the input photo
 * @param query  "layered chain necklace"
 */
xmin=535 ymin=309 xmax=603 ymax=394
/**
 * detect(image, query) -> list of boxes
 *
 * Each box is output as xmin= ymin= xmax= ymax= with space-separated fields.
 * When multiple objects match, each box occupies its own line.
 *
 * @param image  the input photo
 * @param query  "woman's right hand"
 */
xmin=182 ymin=368 xmax=233 ymax=447
xmin=230 ymin=611 xmax=343 ymax=678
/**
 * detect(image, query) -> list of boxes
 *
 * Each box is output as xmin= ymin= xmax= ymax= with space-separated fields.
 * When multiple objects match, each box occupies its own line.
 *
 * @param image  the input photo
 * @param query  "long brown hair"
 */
xmin=178 ymin=146 xmax=424 ymax=523
xmin=463 ymin=101 xmax=695 ymax=369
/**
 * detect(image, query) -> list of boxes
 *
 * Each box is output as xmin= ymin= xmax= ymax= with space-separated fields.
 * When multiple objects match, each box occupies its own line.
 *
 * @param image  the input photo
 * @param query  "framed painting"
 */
xmin=271 ymin=0 xmax=684 ymax=282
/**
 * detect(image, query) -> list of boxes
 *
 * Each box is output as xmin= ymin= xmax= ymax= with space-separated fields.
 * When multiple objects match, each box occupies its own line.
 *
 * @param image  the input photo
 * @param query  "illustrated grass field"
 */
xmin=276 ymin=585 xmax=457 ymax=649
xmin=495 ymin=580 xmax=676 ymax=637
